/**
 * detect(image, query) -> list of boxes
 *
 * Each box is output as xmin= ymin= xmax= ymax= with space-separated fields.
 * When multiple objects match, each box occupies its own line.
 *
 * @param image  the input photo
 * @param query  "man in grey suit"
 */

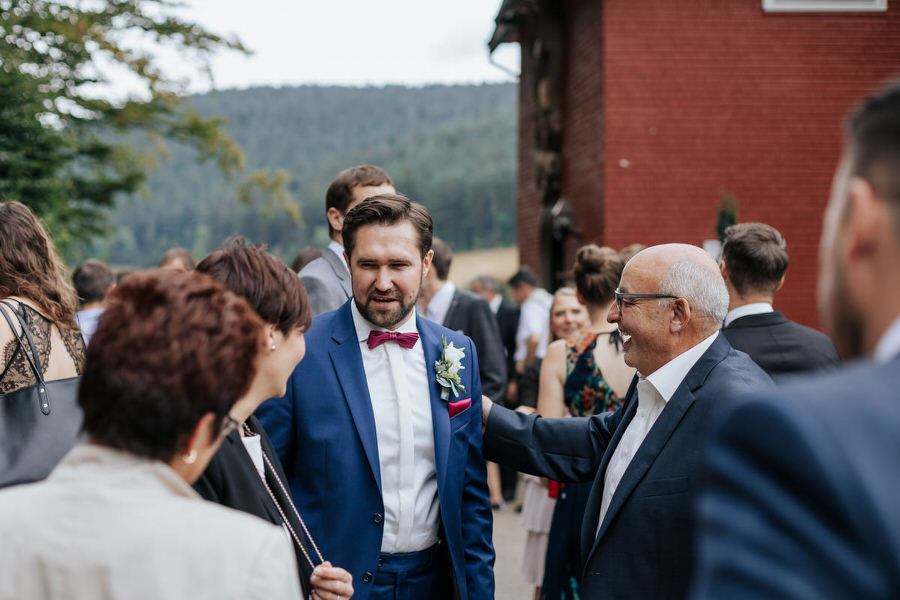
xmin=299 ymin=165 xmax=395 ymax=316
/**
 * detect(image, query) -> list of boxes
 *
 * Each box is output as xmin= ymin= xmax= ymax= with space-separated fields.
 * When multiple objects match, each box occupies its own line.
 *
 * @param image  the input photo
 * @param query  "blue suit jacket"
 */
xmin=256 ymin=301 xmax=494 ymax=600
xmin=691 ymin=357 xmax=900 ymax=599
xmin=484 ymin=333 xmax=772 ymax=599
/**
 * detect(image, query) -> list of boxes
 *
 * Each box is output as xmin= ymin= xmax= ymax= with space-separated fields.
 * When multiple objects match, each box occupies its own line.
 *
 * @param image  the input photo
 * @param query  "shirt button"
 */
xmin=373 ymin=513 xmax=383 ymax=524
xmin=362 ymin=572 xmax=373 ymax=583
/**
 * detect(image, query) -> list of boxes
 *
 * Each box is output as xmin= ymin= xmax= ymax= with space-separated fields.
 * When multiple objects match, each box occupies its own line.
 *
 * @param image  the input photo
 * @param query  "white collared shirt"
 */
xmin=488 ymin=294 xmax=502 ymax=315
xmin=327 ymin=240 xmax=350 ymax=274
xmin=874 ymin=315 xmax=900 ymax=363
xmin=350 ymin=302 xmax=439 ymax=553
xmin=426 ymin=281 xmax=455 ymax=326
xmin=723 ymin=302 xmax=773 ymax=327
xmin=514 ymin=288 xmax=553 ymax=361
xmin=596 ymin=331 xmax=720 ymax=534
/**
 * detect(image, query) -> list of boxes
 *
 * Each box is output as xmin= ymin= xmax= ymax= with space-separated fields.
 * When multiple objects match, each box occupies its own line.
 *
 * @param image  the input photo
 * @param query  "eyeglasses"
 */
xmin=614 ymin=288 xmax=679 ymax=313
xmin=221 ymin=414 xmax=241 ymax=438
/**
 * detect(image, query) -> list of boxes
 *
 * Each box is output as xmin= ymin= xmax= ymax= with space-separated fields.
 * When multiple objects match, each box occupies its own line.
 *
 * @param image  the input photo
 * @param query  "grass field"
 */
xmin=447 ymin=246 xmax=519 ymax=290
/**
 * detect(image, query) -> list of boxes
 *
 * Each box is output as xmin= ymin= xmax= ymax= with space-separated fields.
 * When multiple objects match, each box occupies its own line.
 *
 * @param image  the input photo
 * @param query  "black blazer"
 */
xmin=722 ymin=311 xmax=840 ymax=381
xmin=496 ymin=301 xmax=520 ymax=383
xmin=194 ymin=415 xmax=314 ymax=597
xmin=484 ymin=334 xmax=773 ymax=599
xmin=443 ymin=289 xmax=507 ymax=403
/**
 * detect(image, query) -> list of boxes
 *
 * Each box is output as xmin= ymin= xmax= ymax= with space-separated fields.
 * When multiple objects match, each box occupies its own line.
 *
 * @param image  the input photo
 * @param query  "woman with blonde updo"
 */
xmin=538 ymin=245 xmax=634 ymax=600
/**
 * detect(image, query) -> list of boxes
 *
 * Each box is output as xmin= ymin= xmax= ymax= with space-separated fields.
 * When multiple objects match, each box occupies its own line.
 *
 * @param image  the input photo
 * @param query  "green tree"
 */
xmin=0 ymin=0 xmax=281 ymax=251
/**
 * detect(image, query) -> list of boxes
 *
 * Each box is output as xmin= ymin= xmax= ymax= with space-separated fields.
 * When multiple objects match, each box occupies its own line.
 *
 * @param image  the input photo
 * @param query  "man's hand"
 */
xmin=481 ymin=395 xmax=493 ymax=435
xmin=310 ymin=561 xmax=354 ymax=600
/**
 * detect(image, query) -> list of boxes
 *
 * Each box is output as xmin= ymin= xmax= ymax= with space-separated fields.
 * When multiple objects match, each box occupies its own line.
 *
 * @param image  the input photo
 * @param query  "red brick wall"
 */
xmin=600 ymin=0 xmax=900 ymax=327
xmin=560 ymin=0 xmax=606 ymax=256
xmin=515 ymin=28 xmax=542 ymax=279
xmin=514 ymin=0 xmax=900 ymax=325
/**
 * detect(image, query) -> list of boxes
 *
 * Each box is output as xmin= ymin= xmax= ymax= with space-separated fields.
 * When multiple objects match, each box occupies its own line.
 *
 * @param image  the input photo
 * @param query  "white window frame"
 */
xmin=763 ymin=0 xmax=887 ymax=11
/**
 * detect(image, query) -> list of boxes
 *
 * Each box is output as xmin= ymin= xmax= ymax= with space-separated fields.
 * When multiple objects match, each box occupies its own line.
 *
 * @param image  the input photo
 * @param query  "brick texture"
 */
xmin=515 ymin=0 xmax=900 ymax=327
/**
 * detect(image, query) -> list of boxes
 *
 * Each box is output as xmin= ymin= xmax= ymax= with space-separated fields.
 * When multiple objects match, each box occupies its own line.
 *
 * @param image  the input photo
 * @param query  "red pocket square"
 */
xmin=448 ymin=398 xmax=471 ymax=418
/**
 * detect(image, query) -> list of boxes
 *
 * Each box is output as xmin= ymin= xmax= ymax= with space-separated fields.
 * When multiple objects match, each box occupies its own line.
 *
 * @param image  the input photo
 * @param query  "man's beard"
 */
xmin=355 ymin=278 xmax=422 ymax=330
xmin=820 ymin=259 xmax=863 ymax=359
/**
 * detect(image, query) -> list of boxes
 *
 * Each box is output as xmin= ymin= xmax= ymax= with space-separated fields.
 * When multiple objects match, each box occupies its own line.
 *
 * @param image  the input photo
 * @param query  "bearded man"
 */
xmin=257 ymin=194 xmax=494 ymax=600
xmin=691 ymin=82 xmax=900 ymax=598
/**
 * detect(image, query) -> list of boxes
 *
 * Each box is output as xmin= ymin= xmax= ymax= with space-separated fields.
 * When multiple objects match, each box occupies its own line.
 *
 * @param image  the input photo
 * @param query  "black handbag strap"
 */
xmin=0 ymin=301 xmax=51 ymax=415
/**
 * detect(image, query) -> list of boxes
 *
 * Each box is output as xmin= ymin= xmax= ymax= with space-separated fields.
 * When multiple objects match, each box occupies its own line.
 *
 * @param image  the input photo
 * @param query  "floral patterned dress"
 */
xmin=542 ymin=330 xmax=622 ymax=600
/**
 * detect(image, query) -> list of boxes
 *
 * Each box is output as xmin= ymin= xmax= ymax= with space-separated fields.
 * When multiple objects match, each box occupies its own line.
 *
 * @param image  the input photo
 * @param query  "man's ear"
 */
xmin=775 ymin=274 xmax=786 ymax=293
xmin=844 ymin=177 xmax=881 ymax=264
xmin=326 ymin=207 xmax=344 ymax=234
xmin=422 ymin=248 xmax=434 ymax=278
xmin=719 ymin=260 xmax=729 ymax=283
xmin=669 ymin=298 xmax=691 ymax=333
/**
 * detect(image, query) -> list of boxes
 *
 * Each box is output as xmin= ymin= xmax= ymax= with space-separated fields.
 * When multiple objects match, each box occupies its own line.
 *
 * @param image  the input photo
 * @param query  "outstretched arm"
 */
xmin=481 ymin=396 xmax=622 ymax=483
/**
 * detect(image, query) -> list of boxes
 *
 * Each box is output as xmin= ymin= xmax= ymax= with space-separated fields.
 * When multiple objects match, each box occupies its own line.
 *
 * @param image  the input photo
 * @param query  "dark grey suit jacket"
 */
xmin=484 ymin=334 xmax=773 ymax=599
xmin=693 ymin=356 xmax=900 ymax=598
xmin=442 ymin=289 xmax=507 ymax=403
xmin=299 ymin=249 xmax=352 ymax=317
xmin=722 ymin=311 xmax=840 ymax=382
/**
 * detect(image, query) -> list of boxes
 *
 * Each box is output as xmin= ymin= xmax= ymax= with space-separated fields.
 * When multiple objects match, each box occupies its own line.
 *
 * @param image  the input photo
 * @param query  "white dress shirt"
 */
xmin=488 ymin=294 xmax=502 ymax=314
xmin=596 ymin=331 xmax=720 ymax=534
xmin=874 ymin=315 xmax=900 ymax=363
xmin=327 ymin=240 xmax=350 ymax=274
xmin=514 ymin=288 xmax=553 ymax=361
xmin=351 ymin=302 xmax=439 ymax=553
xmin=426 ymin=280 xmax=455 ymax=326
xmin=723 ymin=302 xmax=773 ymax=327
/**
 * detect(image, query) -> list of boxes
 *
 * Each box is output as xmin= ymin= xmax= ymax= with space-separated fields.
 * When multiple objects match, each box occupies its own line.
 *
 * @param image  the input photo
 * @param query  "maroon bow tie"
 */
xmin=367 ymin=330 xmax=419 ymax=350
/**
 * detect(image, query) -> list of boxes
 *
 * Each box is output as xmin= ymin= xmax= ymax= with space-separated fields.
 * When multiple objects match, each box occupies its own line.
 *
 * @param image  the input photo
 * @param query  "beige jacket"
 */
xmin=0 ymin=444 xmax=301 ymax=600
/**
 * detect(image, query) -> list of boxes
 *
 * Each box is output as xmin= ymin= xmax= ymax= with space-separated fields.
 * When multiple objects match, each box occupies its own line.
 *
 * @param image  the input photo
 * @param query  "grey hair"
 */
xmin=659 ymin=261 xmax=729 ymax=324
xmin=470 ymin=274 xmax=500 ymax=293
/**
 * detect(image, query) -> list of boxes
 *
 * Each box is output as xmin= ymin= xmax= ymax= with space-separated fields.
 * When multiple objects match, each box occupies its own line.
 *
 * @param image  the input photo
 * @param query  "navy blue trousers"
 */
xmin=369 ymin=545 xmax=452 ymax=600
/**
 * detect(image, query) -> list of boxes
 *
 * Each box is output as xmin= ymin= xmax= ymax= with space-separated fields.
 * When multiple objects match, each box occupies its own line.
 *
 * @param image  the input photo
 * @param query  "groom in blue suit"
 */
xmin=257 ymin=195 xmax=494 ymax=600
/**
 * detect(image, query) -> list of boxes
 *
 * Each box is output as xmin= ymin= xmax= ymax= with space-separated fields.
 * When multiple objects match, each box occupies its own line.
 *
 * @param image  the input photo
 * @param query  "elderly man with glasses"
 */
xmin=480 ymin=243 xmax=773 ymax=600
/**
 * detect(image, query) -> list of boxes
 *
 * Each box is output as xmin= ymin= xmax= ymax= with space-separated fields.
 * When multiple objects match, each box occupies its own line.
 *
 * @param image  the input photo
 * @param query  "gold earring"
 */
xmin=182 ymin=448 xmax=197 ymax=464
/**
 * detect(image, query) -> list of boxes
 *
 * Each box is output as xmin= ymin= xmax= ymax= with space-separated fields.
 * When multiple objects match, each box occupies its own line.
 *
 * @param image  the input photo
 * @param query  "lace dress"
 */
xmin=0 ymin=302 xmax=85 ymax=393
xmin=542 ymin=330 xmax=622 ymax=600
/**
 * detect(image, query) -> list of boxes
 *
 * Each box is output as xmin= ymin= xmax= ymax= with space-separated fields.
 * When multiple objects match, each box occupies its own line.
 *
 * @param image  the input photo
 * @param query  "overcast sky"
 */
xmin=159 ymin=0 xmax=520 ymax=91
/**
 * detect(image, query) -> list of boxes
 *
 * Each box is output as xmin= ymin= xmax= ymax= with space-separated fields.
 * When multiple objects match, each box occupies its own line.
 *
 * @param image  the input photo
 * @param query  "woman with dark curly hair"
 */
xmin=194 ymin=238 xmax=354 ymax=600
xmin=0 ymin=269 xmax=302 ymax=599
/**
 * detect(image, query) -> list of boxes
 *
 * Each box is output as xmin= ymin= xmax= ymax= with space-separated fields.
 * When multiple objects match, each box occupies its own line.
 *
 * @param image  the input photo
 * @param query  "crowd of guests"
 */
xmin=0 ymin=80 xmax=898 ymax=600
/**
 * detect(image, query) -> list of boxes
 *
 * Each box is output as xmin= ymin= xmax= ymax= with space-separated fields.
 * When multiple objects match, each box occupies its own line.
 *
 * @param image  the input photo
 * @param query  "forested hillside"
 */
xmin=87 ymin=83 xmax=518 ymax=267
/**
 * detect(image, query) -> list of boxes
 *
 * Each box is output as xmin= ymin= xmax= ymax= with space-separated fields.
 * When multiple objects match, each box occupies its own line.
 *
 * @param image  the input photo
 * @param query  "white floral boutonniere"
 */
xmin=434 ymin=336 xmax=467 ymax=401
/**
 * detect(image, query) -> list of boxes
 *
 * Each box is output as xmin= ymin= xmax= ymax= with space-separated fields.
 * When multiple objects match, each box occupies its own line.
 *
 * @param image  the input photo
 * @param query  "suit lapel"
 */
xmin=418 ymin=317 xmax=450 ymax=493
xmin=580 ymin=379 xmax=639 ymax=559
xmin=328 ymin=303 xmax=382 ymax=491
xmin=323 ymin=249 xmax=352 ymax=298
xmin=583 ymin=334 xmax=731 ymax=563
xmin=442 ymin=290 xmax=462 ymax=329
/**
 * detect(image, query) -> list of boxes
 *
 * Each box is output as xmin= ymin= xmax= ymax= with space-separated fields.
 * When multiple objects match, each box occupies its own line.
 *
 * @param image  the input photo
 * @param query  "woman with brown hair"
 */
xmin=0 ymin=269 xmax=302 ymax=598
xmin=0 ymin=201 xmax=85 ymax=391
xmin=194 ymin=238 xmax=354 ymax=600
xmin=538 ymin=245 xmax=634 ymax=600
xmin=0 ymin=201 xmax=86 ymax=485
